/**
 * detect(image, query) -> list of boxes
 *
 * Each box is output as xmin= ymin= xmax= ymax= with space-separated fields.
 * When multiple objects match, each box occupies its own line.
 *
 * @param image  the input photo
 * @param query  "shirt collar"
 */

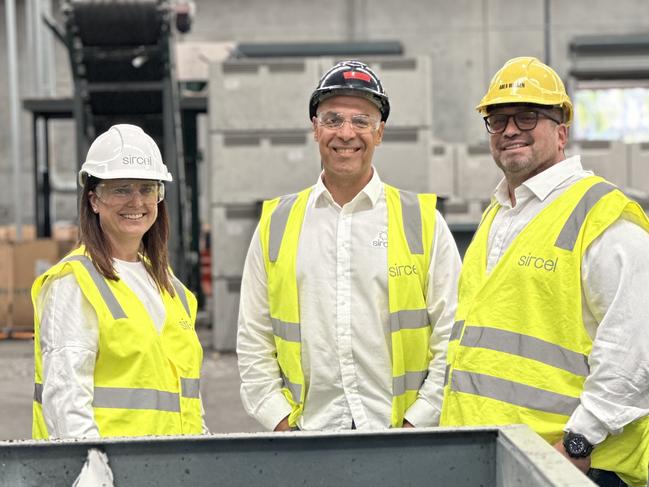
xmin=313 ymin=167 xmax=383 ymax=208
xmin=493 ymin=155 xmax=584 ymax=206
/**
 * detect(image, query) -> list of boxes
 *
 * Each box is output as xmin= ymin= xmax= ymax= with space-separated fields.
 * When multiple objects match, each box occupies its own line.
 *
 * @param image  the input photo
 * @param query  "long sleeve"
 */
xmin=566 ymin=218 xmax=649 ymax=444
xmin=38 ymin=274 xmax=100 ymax=439
xmin=236 ymin=226 xmax=293 ymax=431
xmin=404 ymin=211 xmax=462 ymax=427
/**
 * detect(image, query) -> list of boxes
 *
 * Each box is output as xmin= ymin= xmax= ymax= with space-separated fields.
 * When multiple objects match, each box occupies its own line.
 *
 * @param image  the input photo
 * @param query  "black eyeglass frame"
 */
xmin=483 ymin=110 xmax=563 ymax=134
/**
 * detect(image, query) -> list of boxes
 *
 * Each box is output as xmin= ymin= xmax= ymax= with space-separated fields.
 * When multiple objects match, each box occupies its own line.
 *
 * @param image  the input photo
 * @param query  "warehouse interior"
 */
xmin=2 ymin=0 xmax=648 ymax=346
xmin=1 ymin=0 xmax=649 ymax=484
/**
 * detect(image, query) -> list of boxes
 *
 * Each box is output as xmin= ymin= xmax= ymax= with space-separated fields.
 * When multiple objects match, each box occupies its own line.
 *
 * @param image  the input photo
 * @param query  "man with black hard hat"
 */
xmin=237 ymin=60 xmax=461 ymax=432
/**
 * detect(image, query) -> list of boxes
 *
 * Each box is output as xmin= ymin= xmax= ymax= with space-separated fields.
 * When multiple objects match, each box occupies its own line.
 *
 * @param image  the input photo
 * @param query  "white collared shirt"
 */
xmin=487 ymin=155 xmax=649 ymax=444
xmin=237 ymin=169 xmax=462 ymax=431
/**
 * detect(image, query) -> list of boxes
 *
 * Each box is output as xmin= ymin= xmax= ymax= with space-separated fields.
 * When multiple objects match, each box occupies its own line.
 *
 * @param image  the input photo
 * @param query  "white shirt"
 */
xmin=488 ymin=155 xmax=649 ymax=445
xmin=38 ymin=259 xmax=206 ymax=438
xmin=237 ymin=169 xmax=462 ymax=431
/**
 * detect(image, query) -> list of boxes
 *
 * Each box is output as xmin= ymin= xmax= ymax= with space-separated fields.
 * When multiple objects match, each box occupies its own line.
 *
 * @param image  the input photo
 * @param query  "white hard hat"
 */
xmin=78 ymin=124 xmax=173 ymax=186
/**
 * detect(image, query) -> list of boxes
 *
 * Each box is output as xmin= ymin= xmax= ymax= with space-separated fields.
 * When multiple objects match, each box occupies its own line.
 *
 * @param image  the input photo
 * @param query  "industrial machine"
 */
xmin=32 ymin=0 xmax=199 ymax=288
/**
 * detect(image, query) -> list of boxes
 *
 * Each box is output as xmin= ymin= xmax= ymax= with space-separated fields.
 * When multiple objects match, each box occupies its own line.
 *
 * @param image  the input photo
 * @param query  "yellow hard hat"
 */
xmin=476 ymin=56 xmax=573 ymax=126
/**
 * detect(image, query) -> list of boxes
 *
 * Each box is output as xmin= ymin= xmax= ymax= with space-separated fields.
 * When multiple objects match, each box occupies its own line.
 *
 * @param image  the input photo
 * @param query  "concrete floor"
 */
xmin=0 ymin=327 xmax=260 ymax=440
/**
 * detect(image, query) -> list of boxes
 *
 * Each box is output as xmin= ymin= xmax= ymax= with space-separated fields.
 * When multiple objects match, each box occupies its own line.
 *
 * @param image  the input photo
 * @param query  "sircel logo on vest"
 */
xmin=517 ymin=253 xmax=558 ymax=272
xmin=177 ymin=318 xmax=192 ymax=330
xmin=389 ymin=264 xmax=419 ymax=277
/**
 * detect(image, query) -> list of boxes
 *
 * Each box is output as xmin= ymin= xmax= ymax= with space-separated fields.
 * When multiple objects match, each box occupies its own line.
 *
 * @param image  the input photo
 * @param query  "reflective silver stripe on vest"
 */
xmin=389 ymin=308 xmax=429 ymax=333
xmin=171 ymin=276 xmax=191 ymax=316
xmin=35 ymin=382 xmax=196 ymax=406
xmin=171 ymin=276 xmax=190 ymax=315
xmin=449 ymin=320 xmax=465 ymax=341
xmin=269 ymin=193 xmax=299 ymax=263
xmin=393 ymin=370 xmax=428 ymax=396
xmin=555 ymin=182 xmax=616 ymax=251
xmin=451 ymin=370 xmax=580 ymax=417
xmin=93 ymin=386 xmax=180 ymax=412
xmin=63 ymin=255 xmax=127 ymax=320
xmin=181 ymin=378 xmax=200 ymax=399
xmin=271 ymin=317 xmax=301 ymax=342
xmin=34 ymin=383 xmax=43 ymax=403
xmin=281 ymin=372 xmax=302 ymax=403
xmin=443 ymin=364 xmax=451 ymax=386
xmin=399 ymin=190 xmax=424 ymax=255
xmin=460 ymin=326 xmax=590 ymax=377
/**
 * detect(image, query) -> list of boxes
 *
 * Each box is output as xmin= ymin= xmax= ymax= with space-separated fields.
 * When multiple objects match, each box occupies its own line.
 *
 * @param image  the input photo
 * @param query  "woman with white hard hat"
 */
xmin=31 ymin=124 xmax=205 ymax=439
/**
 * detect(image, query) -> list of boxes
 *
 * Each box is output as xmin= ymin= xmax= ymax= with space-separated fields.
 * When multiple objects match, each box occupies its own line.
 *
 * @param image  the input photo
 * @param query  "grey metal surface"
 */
xmin=0 ymin=426 xmax=594 ymax=487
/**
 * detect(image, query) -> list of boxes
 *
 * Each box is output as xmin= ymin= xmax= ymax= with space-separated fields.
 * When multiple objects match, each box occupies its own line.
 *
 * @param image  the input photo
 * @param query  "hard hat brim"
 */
xmin=79 ymin=169 xmax=173 ymax=187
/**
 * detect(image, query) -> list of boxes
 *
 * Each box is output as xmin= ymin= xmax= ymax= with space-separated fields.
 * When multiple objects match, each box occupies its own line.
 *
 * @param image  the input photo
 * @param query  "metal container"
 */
xmin=0 ymin=425 xmax=593 ymax=486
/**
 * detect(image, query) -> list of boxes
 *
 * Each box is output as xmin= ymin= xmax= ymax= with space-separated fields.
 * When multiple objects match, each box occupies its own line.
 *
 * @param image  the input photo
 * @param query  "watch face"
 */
xmin=567 ymin=436 xmax=587 ymax=455
xmin=564 ymin=433 xmax=593 ymax=458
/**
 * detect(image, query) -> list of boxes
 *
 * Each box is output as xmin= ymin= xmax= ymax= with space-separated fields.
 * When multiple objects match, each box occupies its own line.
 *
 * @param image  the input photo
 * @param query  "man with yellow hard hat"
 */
xmin=440 ymin=56 xmax=649 ymax=487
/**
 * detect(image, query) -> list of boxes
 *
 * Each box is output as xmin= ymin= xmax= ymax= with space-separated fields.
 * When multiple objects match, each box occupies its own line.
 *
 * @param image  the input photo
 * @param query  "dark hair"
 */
xmin=78 ymin=176 xmax=175 ymax=296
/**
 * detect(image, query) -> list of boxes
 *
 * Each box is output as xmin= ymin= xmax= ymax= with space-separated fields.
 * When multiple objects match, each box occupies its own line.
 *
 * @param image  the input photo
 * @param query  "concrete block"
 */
xmin=210 ymin=202 xmax=260 ymax=277
xmin=456 ymin=143 xmax=502 ymax=200
xmin=373 ymin=128 xmax=432 ymax=192
xmin=362 ymin=56 xmax=432 ymax=128
xmin=572 ymin=140 xmax=628 ymax=188
xmin=212 ymin=276 xmax=241 ymax=352
xmin=628 ymin=142 xmax=649 ymax=193
xmin=209 ymin=58 xmax=321 ymax=131
xmin=209 ymin=130 xmax=321 ymax=203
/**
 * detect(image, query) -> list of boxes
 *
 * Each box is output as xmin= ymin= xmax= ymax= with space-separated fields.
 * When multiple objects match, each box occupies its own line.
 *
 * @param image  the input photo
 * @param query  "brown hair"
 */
xmin=78 ymin=176 xmax=175 ymax=296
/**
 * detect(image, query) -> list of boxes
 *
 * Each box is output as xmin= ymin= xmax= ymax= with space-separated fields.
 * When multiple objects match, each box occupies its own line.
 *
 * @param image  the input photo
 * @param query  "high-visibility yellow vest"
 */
xmin=258 ymin=184 xmax=437 ymax=427
xmin=441 ymin=176 xmax=649 ymax=487
xmin=32 ymin=246 xmax=203 ymax=438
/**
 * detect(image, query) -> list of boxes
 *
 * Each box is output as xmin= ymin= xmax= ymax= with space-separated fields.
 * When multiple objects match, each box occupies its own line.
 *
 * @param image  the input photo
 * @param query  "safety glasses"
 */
xmin=484 ymin=110 xmax=562 ymax=134
xmin=96 ymin=181 xmax=165 ymax=204
xmin=316 ymin=111 xmax=381 ymax=133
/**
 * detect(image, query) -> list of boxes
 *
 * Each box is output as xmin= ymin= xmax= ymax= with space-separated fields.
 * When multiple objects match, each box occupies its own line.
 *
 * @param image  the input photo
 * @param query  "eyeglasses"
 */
xmin=96 ymin=181 xmax=165 ymax=204
xmin=316 ymin=112 xmax=380 ymax=133
xmin=484 ymin=110 xmax=562 ymax=134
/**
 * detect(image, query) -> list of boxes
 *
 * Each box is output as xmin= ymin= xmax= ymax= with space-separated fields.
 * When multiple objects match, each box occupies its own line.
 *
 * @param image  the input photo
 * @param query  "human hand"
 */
xmin=402 ymin=420 xmax=415 ymax=428
xmin=553 ymin=441 xmax=591 ymax=473
xmin=274 ymin=416 xmax=291 ymax=432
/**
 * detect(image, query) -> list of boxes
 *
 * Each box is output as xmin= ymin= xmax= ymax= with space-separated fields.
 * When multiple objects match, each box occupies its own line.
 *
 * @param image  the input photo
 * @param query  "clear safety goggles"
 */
xmin=96 ymin=181 xmax=165 ymax=204
xmin=316 ymin=111 xmax=381 ymax=133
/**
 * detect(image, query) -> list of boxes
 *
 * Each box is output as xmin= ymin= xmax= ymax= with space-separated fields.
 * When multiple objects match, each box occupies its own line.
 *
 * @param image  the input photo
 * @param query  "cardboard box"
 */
xmin=0 ymin=224 xmax=36 ymax=242
xmin=56 ymin=240 xmax=79 ymax=260
xmin=0 ymin=240 xmax=60 ymax=332
xmin=52 ymin=222 xmax=79 ymax=242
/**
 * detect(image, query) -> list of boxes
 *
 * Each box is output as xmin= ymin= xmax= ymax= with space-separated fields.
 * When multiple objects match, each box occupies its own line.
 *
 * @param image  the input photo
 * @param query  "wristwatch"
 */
xmin=563 ymin=431 xmax=594 ymax=458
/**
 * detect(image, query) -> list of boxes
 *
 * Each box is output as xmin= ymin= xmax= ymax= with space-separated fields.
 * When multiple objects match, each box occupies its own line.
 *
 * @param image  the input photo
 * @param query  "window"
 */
xmin=573 ymin=81 xmax=649 ymax=142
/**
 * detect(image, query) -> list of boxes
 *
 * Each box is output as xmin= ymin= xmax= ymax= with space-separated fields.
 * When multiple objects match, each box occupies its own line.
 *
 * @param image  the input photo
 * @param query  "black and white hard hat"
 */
xmin=308 ymin=60 xmax=390 ymax=122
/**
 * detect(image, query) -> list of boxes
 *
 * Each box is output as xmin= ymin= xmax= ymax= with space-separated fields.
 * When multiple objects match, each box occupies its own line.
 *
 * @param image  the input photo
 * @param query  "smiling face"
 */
xmin=313 ymin=95 xmax=385 ymax=191
xmin=488 ymin=105 xmax=568 ymax=189
xmin=89 ymin=178 xmax=160 ymax=254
